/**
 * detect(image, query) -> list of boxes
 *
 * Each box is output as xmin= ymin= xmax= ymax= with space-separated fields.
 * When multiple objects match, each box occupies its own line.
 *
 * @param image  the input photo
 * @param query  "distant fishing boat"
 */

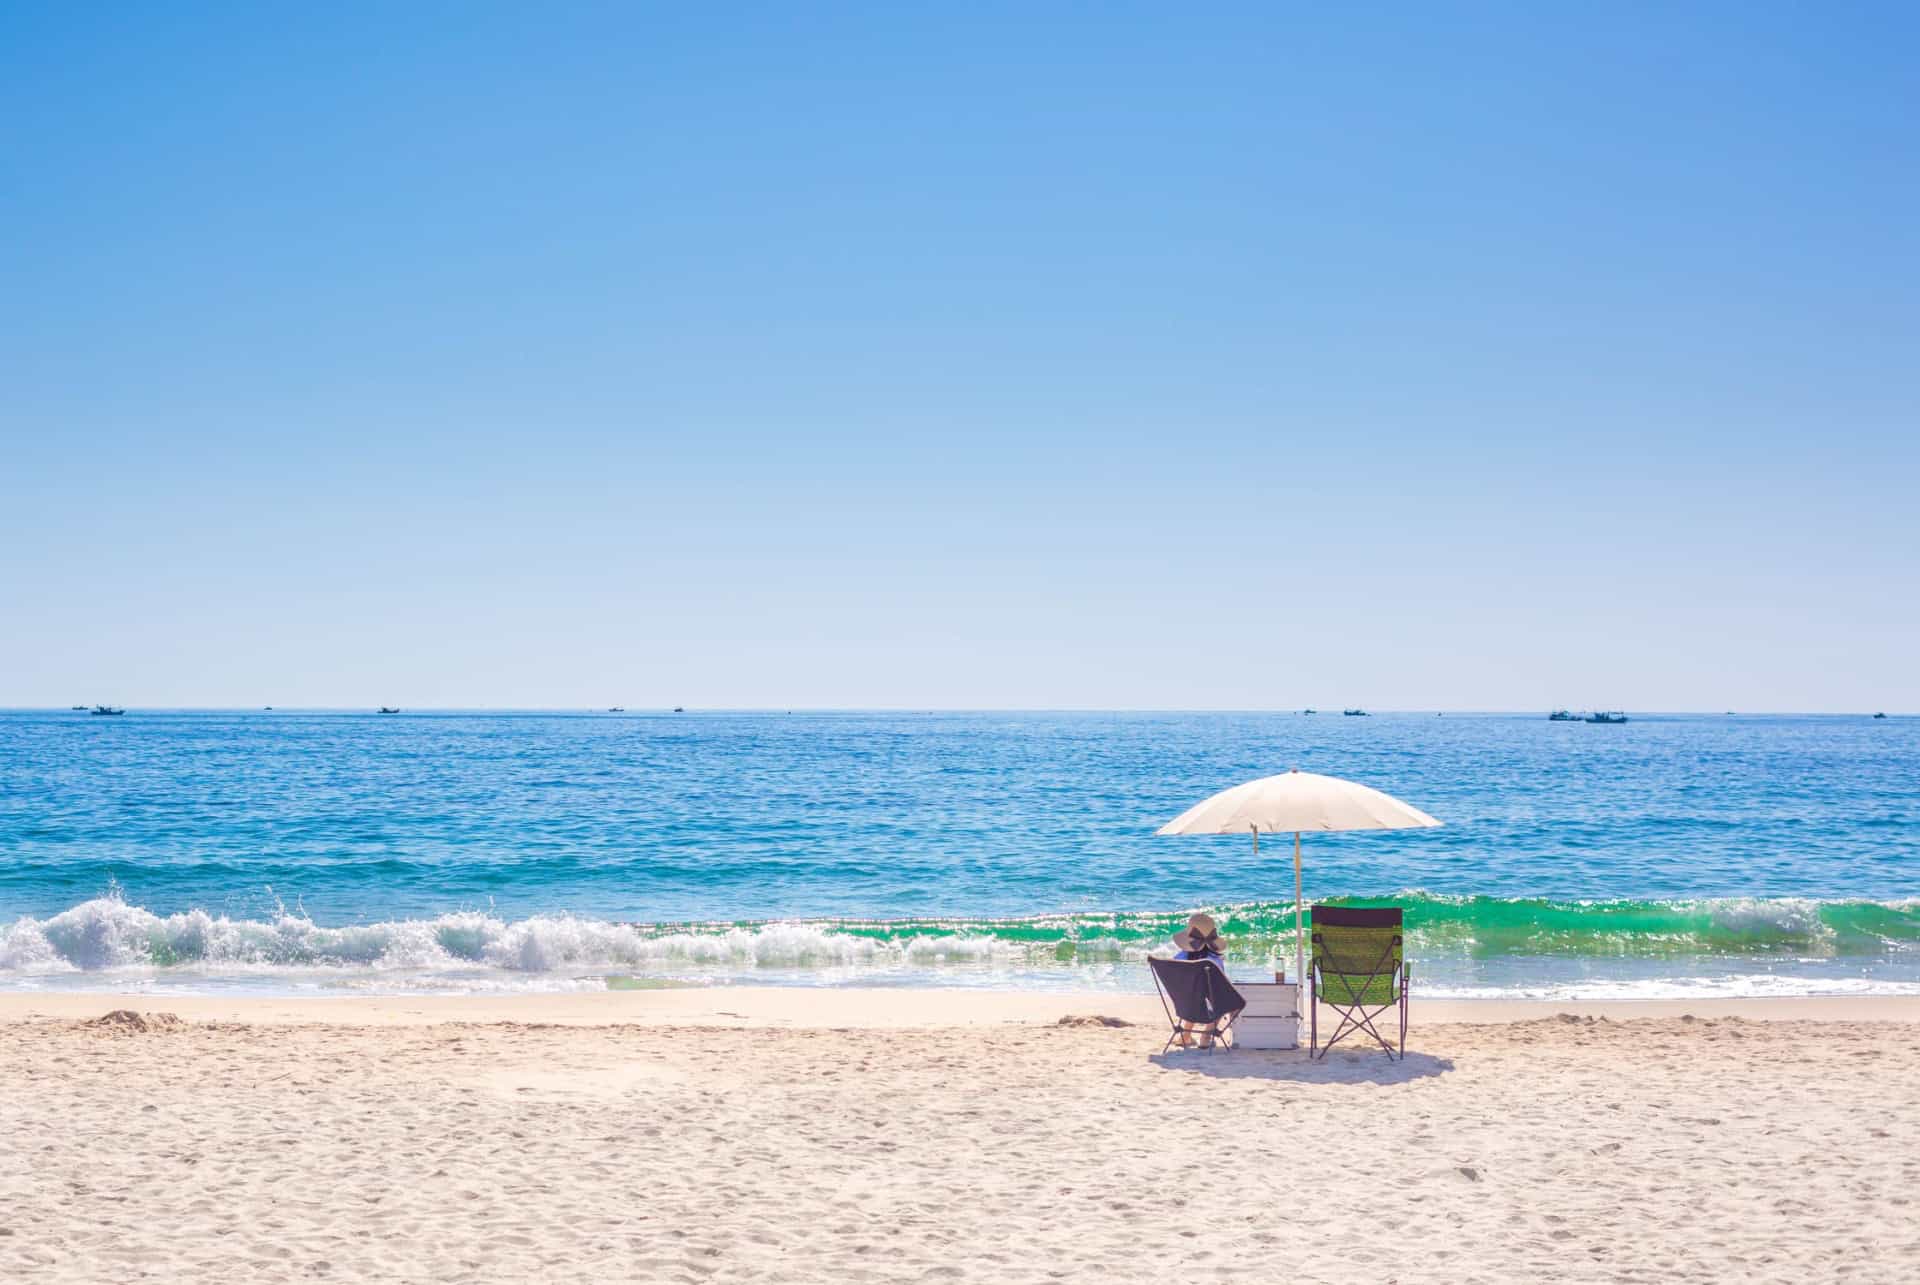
xmin=1586 ymin=710 xmax=1628 ymax=724
xmin=1547 ymin=709 xmax=1578 ymax=721
xmin=89 ymin=705 xmax=124 ymax=716
xmin=607 ymin=707 xmax=625 ymax=712
xmin=673 ymin=706 xmax=686 ymax=713
xmin=70 ymin=705 xmax=87 ymax=711
xmin=1874 ymin=712 xmax=1888 ymax=719
xmin=1301 ymin=708 xmax=1317 ymax=715
xmin=376 ymin=707 xmax=400 ymax=714
xmin=1342 ymin=708 xmax=1369 ymax=717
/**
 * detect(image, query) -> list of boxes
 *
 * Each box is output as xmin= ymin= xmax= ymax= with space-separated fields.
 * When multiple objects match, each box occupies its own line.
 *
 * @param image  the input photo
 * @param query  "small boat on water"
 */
xmin=1301 ymin=708 xmax=1317 ymax=715
xmin=673 ymin=706 xmax=686 ymax=713
xmin=1874 ymin=712 xmax=1888 ymax=719
xmin=607 ymin=707 xmax=625 ymax=712
xmin=90 ymin=705 xmax=124 ymax=716
xmin=1342 ymin=708 xmax=1369 ymax=717
xmin=70 ymin=705 xmax=87 ymax=711
xmin=1547 ymin=709 xmax=1578 ymax=721
xmin=376 ymin=706 xmax=400 ymax=714
xmin=1586 ymin=710 xmax=1628 ymax=724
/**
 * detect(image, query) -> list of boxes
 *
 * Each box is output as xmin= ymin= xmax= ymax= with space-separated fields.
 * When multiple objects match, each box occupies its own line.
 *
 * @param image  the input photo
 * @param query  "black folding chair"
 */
xmin=1309 ymin=905 xmax=1409 ymax=1060
xmin=1148 ymin=957 xmax=1247 ymax=1053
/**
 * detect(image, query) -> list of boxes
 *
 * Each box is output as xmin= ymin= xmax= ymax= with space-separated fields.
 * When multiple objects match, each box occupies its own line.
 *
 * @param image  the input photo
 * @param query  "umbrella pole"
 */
xmin=1294 ymin=831 xmax=1304 ymax=1019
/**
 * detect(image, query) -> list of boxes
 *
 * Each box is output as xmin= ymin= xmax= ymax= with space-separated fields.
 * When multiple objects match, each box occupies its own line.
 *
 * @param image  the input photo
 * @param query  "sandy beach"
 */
xmin=4 ymin=992 xmax=1918 ymax=1284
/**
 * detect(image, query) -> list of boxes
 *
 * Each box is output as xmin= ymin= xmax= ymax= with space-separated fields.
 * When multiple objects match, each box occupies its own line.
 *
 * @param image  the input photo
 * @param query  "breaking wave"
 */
xmin=3 ymin=892 xmax=1918 ymax=994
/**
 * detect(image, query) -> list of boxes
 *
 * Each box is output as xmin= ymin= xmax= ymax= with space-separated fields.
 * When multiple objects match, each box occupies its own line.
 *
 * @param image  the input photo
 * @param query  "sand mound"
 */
xmin=85 ymin=1010 xmax=184 ymax=1034
xmin=1055 ymin=1014 xmax=1132 ymax=1028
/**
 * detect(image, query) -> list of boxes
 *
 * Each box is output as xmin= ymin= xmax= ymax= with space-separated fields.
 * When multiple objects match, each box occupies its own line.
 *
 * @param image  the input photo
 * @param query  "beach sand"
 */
xmin=3 ymin=992 xmax=1918 ymax=1283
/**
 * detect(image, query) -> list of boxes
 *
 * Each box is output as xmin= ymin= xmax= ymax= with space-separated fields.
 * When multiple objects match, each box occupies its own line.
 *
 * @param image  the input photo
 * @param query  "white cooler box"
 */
xmin=1232 ymin=981 xmax=1300 ymax=1050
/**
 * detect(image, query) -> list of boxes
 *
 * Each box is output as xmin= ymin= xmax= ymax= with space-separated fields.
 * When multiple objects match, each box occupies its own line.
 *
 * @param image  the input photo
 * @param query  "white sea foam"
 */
xmin=1422 ymin=975 xmax=1920 ymax=1001
xmin=7 ymin=894 xmax=1920 ymax=998
xmin=1695 ymin=897 xmax=1835 ymax=947
xmin=0 ymin=896 xmax=1032 ymax=991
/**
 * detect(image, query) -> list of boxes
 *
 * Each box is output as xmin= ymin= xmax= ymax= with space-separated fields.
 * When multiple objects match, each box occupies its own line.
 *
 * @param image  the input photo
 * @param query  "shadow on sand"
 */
xmin=1148 ymin=1045 xmax=1453 ymax=1085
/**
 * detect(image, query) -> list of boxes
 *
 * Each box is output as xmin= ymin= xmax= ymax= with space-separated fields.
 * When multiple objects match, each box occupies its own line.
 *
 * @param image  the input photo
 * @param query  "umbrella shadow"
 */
xmin=1148 ymin=1046 xmax=1453 ymax=1085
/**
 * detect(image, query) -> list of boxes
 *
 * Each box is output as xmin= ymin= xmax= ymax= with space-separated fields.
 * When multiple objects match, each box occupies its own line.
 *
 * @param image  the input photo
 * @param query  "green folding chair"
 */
xmin=1309 ymin=905 xmax=1409 ymax=1060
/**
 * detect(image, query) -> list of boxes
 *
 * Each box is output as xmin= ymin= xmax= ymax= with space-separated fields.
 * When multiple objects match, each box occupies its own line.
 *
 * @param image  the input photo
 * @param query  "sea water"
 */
xmin=1 ymin=710 xmax=1914 ymax=998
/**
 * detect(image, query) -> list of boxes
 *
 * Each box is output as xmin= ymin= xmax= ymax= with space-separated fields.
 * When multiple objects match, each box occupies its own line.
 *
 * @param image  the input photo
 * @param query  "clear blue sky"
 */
xmin=3 ymin=3 xmax=1915 ymax=710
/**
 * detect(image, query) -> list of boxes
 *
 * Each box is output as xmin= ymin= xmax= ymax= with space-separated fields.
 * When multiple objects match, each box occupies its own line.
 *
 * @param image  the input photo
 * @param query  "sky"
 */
xmin=2 ymin=3 xmax=1916 ymax=711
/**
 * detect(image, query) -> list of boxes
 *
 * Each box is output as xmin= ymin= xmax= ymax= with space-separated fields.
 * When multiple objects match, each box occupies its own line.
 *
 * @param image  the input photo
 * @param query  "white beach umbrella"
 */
xmin=1157 ymin=769 xmax=1441 ymax=1011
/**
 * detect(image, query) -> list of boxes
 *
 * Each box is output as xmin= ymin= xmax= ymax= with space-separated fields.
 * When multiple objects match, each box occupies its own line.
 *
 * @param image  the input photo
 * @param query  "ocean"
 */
xmin=1 ymin=709 xmax=1914 ymax=999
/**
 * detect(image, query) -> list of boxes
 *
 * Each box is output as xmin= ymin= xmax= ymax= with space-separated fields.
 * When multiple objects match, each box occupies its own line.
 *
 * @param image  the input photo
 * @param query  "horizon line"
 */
xmin=2 ymin=706 xmax=1906 ymax=717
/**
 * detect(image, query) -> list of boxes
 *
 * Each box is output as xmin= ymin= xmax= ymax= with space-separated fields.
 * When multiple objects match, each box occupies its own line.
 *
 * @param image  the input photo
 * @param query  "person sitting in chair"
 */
xmin=1170 ymin=912 xmax=1228 ymax=1047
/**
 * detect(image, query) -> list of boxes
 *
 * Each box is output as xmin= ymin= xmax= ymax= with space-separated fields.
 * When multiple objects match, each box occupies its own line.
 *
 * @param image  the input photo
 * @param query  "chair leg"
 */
xmin=1317 ymin=1004 xmax=1360 ymax=1058
xmin=1317 ymin=1002 xmax=1399 ymax=1059
xmin=1317 ymin=998 xmax=1367 ymax=1059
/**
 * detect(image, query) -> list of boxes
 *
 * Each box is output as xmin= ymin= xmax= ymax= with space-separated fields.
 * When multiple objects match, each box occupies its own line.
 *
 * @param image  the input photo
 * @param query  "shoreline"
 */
xmin=7 ymin=987 xmax=1920 ymax=1028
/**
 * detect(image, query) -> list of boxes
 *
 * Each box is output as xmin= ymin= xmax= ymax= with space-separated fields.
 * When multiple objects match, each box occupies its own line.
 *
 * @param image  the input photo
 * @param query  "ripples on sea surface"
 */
xmin=0 ymin=710 xmax=1914 ymax=997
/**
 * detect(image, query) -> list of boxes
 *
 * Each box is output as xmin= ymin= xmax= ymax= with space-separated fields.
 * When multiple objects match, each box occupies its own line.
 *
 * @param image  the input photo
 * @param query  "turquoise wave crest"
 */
xmin=645 ymin=893 xmax=1920 ymax=962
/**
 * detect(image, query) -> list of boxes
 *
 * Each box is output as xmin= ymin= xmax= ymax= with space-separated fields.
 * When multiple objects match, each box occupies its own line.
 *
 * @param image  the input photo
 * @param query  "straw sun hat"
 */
xmin=1170 ymin=912 xmax=1223 ymax=955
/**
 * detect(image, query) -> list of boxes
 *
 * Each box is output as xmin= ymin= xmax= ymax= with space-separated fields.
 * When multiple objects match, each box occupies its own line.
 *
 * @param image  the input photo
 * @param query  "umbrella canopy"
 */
xmin=1158 ymin=768 xmax=1440 ymax=1014
xmin=1157 ymin=769 xmax=1440 ymax=837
